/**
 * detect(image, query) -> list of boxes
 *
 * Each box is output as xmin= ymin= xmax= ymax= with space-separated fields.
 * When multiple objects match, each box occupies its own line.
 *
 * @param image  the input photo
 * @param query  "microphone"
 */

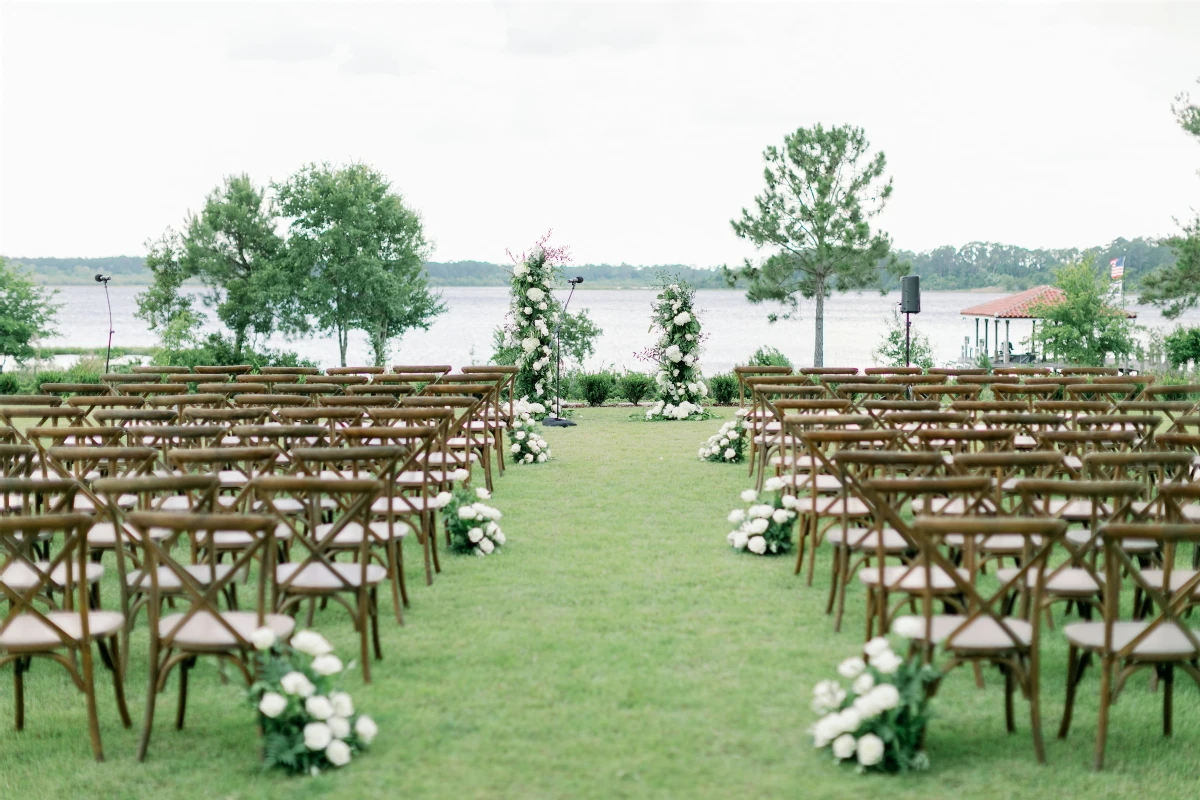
xmin=94 ymin=273 xmax=111 ymax=283
xmin=568 ymin=276 xmax=584 ymax=285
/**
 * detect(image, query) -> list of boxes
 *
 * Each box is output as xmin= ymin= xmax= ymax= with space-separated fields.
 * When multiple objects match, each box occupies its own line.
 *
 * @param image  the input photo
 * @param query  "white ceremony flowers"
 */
xmin=441 ymin=487 xmax=508 ymax=556
xmin=252 ymin=627 xmax=378 ymax=775
xmin=810 ymin=636 xmax=938 ymax=775
xmin=673 ymin=310 xmax=691 ymax=326
xmin=252 ymin=626 xmax=277 ymax=651
xmin=664 ymin=344 xmax=683 ymax=362
xmin=526 ymin=286 xmax=545 ymax=302
xmin=502 ymin=236 xmax=569 ymax=404
xmin=698 ymin=417 xmax=749 ymax=462
xmin=645 ymin=279 xmax=708 ymax=420
xmin=510 ymin=400 xmax=551 ymax=465
xmin=726 ymin=489 xmax=797 ymax=556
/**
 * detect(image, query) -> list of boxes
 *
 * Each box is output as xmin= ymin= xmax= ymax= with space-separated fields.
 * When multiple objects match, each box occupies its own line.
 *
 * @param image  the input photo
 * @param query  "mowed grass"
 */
xmin=2 ymin=407 xmax=1199 ymax=799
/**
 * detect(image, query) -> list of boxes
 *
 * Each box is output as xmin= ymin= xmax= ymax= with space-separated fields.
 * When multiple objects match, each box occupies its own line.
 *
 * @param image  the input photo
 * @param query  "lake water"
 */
xmin=38 ymin=285 xmax=1200 ymax=373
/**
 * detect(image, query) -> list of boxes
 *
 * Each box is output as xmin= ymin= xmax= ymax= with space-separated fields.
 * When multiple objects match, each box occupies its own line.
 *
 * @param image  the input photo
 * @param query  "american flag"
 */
xmin=1110 ymin=256 xmax=1125 ymax=280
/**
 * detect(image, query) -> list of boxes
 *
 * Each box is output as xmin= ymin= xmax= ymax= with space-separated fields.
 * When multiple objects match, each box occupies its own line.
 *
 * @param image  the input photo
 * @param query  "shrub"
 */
xmin=1149 ymin=372 xmax=1200 ymax=401
xmin=579 ymin=372 xmax=613 ymax=406
xmin=1164 ymin=326 xmax=1200 ymax=371
xmin=708 ymin=373 xmax=738 ymax=405
xmin=0 ymin=374 xmax=19 ymax=394
xmin=746 ymin=346 xmax=792 ymax=368
xmin=159 ymin=333 xmax=316 ymax=371
xmin=616 ymin=371 xmax=654 ymax=405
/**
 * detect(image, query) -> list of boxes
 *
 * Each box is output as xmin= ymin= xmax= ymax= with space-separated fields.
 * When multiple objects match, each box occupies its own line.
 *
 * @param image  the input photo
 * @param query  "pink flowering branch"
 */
xmin=506 ymin=229 xmax=572 ymax=268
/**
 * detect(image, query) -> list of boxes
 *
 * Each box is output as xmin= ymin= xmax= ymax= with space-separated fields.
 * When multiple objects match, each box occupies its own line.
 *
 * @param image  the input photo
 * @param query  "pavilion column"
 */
xmin=975 ymin=318 xmax=980 ymax=358
xmin=1004 ymin=320 xmax=1010 ymax=364
xmin=994 ymin=319 xmax=999 ymax=361
xmin=983 ymin=320 xmax=989 ymax=362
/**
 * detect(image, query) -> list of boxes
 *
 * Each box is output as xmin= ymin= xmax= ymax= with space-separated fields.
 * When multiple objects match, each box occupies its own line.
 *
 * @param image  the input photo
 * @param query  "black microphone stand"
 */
xmin=543 ymin=277 xmax=582 ymax=427
xmin=95 ymin=274 xmax=114 ymax=373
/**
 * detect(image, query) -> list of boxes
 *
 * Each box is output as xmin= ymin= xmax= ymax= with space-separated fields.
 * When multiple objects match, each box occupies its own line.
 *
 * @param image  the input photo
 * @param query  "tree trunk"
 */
xmin=338 ymin=326 xmax=348 ymax=367
xmin=813 ymin=288 xmax=825 ymax=368
xmin=371 ymin=323 xmax=388 ymax=368
xmin=234 ymin=327 xmax=246 ymax=361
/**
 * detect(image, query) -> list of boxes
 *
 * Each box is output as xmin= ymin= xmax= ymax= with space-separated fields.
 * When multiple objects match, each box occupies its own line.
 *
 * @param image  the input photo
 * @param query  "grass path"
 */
xmin=2 ymin=408 xmax=1198 ymax=798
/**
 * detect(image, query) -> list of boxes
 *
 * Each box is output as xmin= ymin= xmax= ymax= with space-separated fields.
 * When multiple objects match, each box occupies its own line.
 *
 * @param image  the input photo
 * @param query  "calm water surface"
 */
xmin=41 ymin=286 xmax=1200 ymax=372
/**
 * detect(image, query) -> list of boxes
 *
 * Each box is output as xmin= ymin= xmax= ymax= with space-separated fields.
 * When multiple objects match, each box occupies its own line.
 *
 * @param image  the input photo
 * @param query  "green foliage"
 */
xmin=135 ymin=230 xmax=199 ymax=336
xmin=440 ymin=486 xmax=507 ymax=554
xmin=745 ymin=346 xmax=792 ymax=368
xmin=1029 ymin=254 xmax=1139 ymax=367
xmin=1163 ymin=326 xmax=1200 ymax=370
xmin=154 ymin=332 xmax=315 ymax=370
xmin=0 ymin=257 xmax=60 ymax=368
xmin=559 ymin=309 xmax=602 ymax=366
xmin=1173 ymin=77 xmax=1200 ymax=144
xmin=578 ymin=372 xmax=614 ymax=406
xmin=276 ymin=163 xmax=445 ymax=367
xmin=976 ymin=352 xmax=994 ymax=371
xmin=647 ymin=276 xmax=706 ymax=410
xmin=1138 ymin=215 xmax=1200 ymax=319
xmin=0 ymin=373 xmax=17 ymax=393
xmin=728 ymin=123 xmax=905 ymax=366
xmin=871 ymin=309 xmax=935 ymax=370
xmin=616 ymin=371 xmax=655 ymax=406
xmin=707 ymin=373 xmax=739 ymax=405
xmin=1147 ymin=372 xmax=1200 ymax=401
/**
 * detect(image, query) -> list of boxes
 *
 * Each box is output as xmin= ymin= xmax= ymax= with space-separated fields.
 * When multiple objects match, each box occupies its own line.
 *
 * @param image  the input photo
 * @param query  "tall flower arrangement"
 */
xmin=500 ymin=232 xmax=571 ymax=414
xmin=640 ymin=277 xmax=708 ymax=420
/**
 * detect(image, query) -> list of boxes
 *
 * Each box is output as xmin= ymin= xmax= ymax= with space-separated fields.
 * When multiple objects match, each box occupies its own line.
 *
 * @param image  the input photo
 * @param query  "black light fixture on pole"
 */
xmin=543 ymin=276 xmax=583 ymax=428
xmin=94 ymin=274 xmax=114 ymax=373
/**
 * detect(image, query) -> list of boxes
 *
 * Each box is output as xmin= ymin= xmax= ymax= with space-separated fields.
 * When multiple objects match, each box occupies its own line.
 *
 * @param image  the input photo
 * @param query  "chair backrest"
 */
xmin=733 ymin=365 xmax=794 ymax=405
xmin=0 ymin=512 xmax=97 ymax=648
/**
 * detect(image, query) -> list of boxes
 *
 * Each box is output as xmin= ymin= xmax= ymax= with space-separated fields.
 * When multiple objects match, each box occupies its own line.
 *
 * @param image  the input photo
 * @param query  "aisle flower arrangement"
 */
xmin=509 ymin=399 xmax=551 ymax=464
xmin=810 ymin=635 xmax=939 ymax=774
xmin=698 ymin=410 xmax=749 ymax=462
xmin=638 ymin=277 xmax=710 ymax=420
xmin=725 ymin=484 xmax=797 ymax=554
xmin=498 ymin=232 xmax=571 ymax=416
xmin=248 ymin=628 xmax=377 ymax=776
xmin=441 ymin=486 xmax=507 ymax=555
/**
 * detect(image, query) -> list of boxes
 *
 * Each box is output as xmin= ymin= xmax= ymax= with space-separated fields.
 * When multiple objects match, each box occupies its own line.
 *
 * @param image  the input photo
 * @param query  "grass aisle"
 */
xmin=2 ymin=408 xmax=1198 ymax=798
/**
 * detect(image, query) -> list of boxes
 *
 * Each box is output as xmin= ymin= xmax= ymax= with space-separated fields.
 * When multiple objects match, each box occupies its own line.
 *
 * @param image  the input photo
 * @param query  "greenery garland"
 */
xmin=499 ymin=233 xmax=570 ymax=414
xmin=641 ymin=277 xmax=708 ymax=420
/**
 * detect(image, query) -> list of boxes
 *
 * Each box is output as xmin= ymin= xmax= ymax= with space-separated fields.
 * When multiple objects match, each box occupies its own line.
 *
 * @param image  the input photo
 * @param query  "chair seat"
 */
xmin=769 ymin=454 xmax=816 ymax=468
xmin=195 ymin=524 xmax=293 ymax=548
xmin=995 ymin=566 xmax=1101 ymax=595
xmin=276 ymin=561 xmax=387 ymax=590
xmin=777 ymin=473 xmax=842 ymax=492
xmin=1048 ymin=499 xmax=1104 ymax=521
xmin=75 ymin=493 xmax=137 ymax=511
xmin=1137 ymin=569 xmax=1200 ymax=596
xmin=158 ymin=610 xmax=295 ymax=651
xmin=395 ymin=470 xmax=452 ymax=486
xmin=858 ymin=565 xmax=969 ymax=591
xmin=892 ymin=614 xmax=1033 ymax=651
xmin=1063 ymin=621 xmax=1200 ymax=658
xmin=217 ymin=470 xmax=250 ymax=487
xmin=0 ymin=610 xmax=124 ymax=651
xmin=792 ymin=496 xmax=871 ymax=516
xmin=372 ymin=495 xmax=437 ymax=514
xmin=1013 ymin=434 xmax=1038 ymax=449
xmin=910 ymin=497 xmax=996 ymax=515
xmin=427 ymin=451 xmax=476 ymax=465
xmin=87 ymin=522 xmax=171 ymax=548
xmin=314 ymin=520 xmax=411 ymax=544
xmin=1 ymin=561 xmax=104 ymax=589
xmin=254 ymin=497 xmax=338 ymax=513
xmin=128 ymin=564 xmax=235 ymax=591
xmin=828 ymin=527 xmax=908 ymax=552
xmin=1065 ymin=529 xmax=1157 ymax=551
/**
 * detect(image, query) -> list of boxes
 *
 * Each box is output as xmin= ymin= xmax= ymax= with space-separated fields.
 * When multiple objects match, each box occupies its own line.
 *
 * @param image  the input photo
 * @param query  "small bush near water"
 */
xmin=579 ymin=372 xmax=614 ymax=406
xmin=617 ymin=371 xmax=655 ymax=406
xmin=708 ymin=373 xmax=739 ymax=405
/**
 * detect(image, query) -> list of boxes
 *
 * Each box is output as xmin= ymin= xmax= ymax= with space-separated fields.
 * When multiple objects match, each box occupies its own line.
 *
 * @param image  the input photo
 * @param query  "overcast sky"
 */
xmin=1 ymin=1 xmax=1198 ymax=266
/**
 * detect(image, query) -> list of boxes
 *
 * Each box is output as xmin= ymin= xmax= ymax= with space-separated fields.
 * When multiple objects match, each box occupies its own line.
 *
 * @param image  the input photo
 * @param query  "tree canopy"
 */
xmin=727 ymin=123 xmax=904 ymax=366
xmin=0 ymin=257 xmax=59 ymax=369
xmin=1029 ymin=255 xmax=1138 ymax=367
xmin=276 ymin=163 xmax=445 ymax=367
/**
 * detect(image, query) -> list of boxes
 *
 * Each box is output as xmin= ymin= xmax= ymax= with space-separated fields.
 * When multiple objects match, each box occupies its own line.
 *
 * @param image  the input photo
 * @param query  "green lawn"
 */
xmin=2 ymin=407 xmax=1198 ymax=798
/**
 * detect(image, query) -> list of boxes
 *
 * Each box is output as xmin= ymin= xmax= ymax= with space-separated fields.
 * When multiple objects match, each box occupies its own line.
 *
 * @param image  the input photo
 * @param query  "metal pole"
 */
xmin=545 ymin=283 xmax=578 ymax=427
xmin=905 ymin=312 xmax=911 ymax=368
xmin=102 ymin=279 xmax=114 ymax=374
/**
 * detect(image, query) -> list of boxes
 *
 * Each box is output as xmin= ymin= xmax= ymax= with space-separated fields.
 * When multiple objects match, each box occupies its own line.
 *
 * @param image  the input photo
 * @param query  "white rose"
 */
xmin=812 ymin=714 xmax=843 ymax=748
xmin=521 ymin=336 xmax=540 ymax=353
xmin=863 ymin=637 xmax=891 ymax=659
xmin=837 ymin=658 xmax=865 ymax=679
xmin=747 ymin=535 xmax=767 ymax=554
xmin=673 ymin=311 xmax=691 ymax=325
xmin=280 ymin=671 xmax=315 ymax=697
xmin=832 ymin=733 xmax=857 ymax=760
xmin=303 ymin=721 xmax=333 ymax=750
xmin=725 ymin=428 xmax=737 ymax=439
xmin=493 ymin=530 xmax=506 ymax=544
xmin=479 ymin=537 xmax=495 ymax=554
xmin=871 ymin=651 xmax=903 ymax=675
xmin=868 ymin=683 xmax=901 ymax=712
xmin=664 ymin=344 xmax=683 ymax=362
xmin=836 ymin=707 xmax=862 ymax=734
xmin=527 ymin=287 xmax=545 ymax=302
xmin=515 ymin=431 xmax=526 ymax=440
xmin=325 ymin=738 xmax=352 ymax=767
xmin=741 ymin=489 xmax=758 ymax=503
xmin=524 ymin=454 xmax=534 ymax=463
xmin=856 ymin=733 xmax=884 ymax=767
xmin=355 ymin=714 xmax=378 ymax=744
xmin=748 ymin=518 xmax=770 ymax=535
xmin=730 ymin=531 xmax=748 ymax=550
xmin=306 ymin=695 xmax=335 ymax=720
xmin=328 ymin=716 xmax=351 ymax=739
xmin=723 ymin=448 xmax=735 ymax=460
xmin=772 ymin=509 xmax=791 ymax=525
xmin=511 ymin=444 xmax=521 ymax=454
xmin=457 ymin=506 xmax=478 ymax=520
xmin=291 ymin=630 xmax=333 ymax=657
xmin=852 ymin=673 xmax=875 ymax=695
xmin=251 ymin=626 xmax=277 ymax=651
xmin=311 ymin=654 xmax=343 ymax=676
xmin=891 ymin=616 xmax=924 ymax=639
xmin=748 ymin=505 xmax=773 ymax=519
xmin=764 ymin=476 xmax=783 ymax=491
xmin=474 ymin=487 xmax=491 ymax=500
xmin=258 ymin=691 xmax=287 ymax=718
xmin=727 ymin=509 xmax=745 ymax=524
xmin=537 ymin=453 xmax=547 ymax=462
xmin=781 ymin=494 xmax=799 ymax=509
xmin=330 ymin=691 xmax=354 ymax=718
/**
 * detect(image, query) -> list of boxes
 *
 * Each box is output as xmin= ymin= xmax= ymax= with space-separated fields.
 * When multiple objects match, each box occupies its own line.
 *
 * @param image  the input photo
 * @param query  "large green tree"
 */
xmin=0 ymin=257 xmax=59 ymax=370
xmin=180 ymin=174 xmax=299 ymax=358
xmin=727 ymin=124 xmax=903 ymax=366
xmin=276 ymin=163 xmax=444 ymax=367
xmin=1138 ymin=77 xmax=1200 ymax=318
xmin=1030 ymin=255 xmax=1139 ymax=367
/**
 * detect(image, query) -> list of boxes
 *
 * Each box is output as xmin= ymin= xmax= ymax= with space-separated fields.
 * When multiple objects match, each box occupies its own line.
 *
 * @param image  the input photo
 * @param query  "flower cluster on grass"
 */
xmin=637 ymin=277 xmax=709 ymax=420
xmin=726 ymin=483 xmax=797 ymax=555
xmin=509 ymin=399 xmax=551 ymax=464
xmin=249 ymin=628 xmax=377 ymax=776
xmin=698 ymin=410 xmax=749 ymax=462
xmin=810 ymin=634 xmax=939 ymax=774
xmin=499 ymin=232 xmax=571 ymax=413
xmin=442 ymin=486 xmax=506 ymax=556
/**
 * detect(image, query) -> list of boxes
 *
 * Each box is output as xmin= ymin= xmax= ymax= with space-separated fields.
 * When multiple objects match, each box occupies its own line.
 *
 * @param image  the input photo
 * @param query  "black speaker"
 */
xmin=900 ymin=275 xmax=921 ymax=314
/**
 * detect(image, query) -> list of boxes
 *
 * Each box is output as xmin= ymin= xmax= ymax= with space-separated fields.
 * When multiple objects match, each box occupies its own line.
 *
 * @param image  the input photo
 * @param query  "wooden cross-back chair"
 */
xmin=911 ymin=383 xmax=983 ymax=406
xmin=949 ymin=399 xmax=1026 ymax=425
xmin=0 ymin=404 xmax=85 ymax=446
xmin=229 ymin=423 xmax=331 ymax=472
xmin=1081 ymin=451 xmax=1197 ymax=523
xmin=993 ymin=383 xmax=1061 ymax=409
xmin=1065 ymin=381 xmax=1141 ymax=409
xmin=994 ymin=367 xmax=1051 ymax=378
xmin=0 ymin=509 xmax=131 ymax=761
xmin=231 ymin=393 xmax=312 ymax=422
xmin=1032 ymin=400 xmax=1111 ymax=429
xmin=166 ymin=446 xmax=280 ymax=511
xmin=979 ymin=412 xmax=1067 ymax=451
xmin=746 ymin=382 xmax=829 ymax=484
xmin=864 ymin=367 xmax=925 ymax=377
xmin=1035 ymin=429 xmax=1137 ymax=478
xmin=308 ymin=374 xmax=371 ymax=389
xmin=765 ymin=399 xmax=855 ymax=477
xmin=321 ymin=393 xmax=400 ymax=409
xmin=327 ymin=366 xmax=386 ymax=376
xmin=126 ymin=424 xmax=226 ymax=458
xmin=1059 ymin=521 xmax=1200 ymax=770
xmin=1061 ymin=367 xmax=1119 ymax=378
xmin=444 ymin=371 xmax=511 ymax=475
xmin=195 ymin=364 xmax=255 ymax=375
xmin=39 ymin=382 xmax=110 ymax=402
xmin=733 ymin=365 xmax=794 ymax=407
xmin=911 ymin=426 xmax=1016 ymax=456
xmin=403 ymin=388 xmax=495 ymax=490
xmin=64 ymin=393 xmax=146 ymax=421
xmin=121 ymin=509 xmax=289 ymax=761
xmin=253 ymin=476 xmax=385 ymax=682
xmin=461 ymin=364 xmax=519 ymax=438
xmin=278 ymin=406 xmax=368 ymax=441
xmin=902 ymin=515 xmax=1069 ymax=764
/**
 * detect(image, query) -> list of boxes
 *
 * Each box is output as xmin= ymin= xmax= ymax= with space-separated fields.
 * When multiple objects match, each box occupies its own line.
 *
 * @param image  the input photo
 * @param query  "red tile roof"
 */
xmin=960 ymin=285 xmax=1065 ymax=318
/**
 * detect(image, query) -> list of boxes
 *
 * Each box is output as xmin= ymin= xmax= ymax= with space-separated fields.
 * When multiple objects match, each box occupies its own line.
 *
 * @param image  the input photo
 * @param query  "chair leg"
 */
xmin=825 ymin=545 xmax=841 ymax=615
xmin=137 ymin=647 xmax=160 ymax=762
xmin=1028 ymin=656 xmax=1046 ymax=765
xmin=1093 ymin=655 xmax=1114 ymax=771
xmin=104 ymin=637 xmax=133 ymax=728
xmin=175 ymin=658 xmax=191 ymax=731
xmin=794 ymin=514 xmax=809 ymax=576
xmin=1058 ymin=645 xmax=1080 ymax=739
xmin=420 ymin=512 xmax=434 ymax=587
xmin=370 ymin=588 xmax=383 ymax=660
xmin=14 ymin=656 xmax=25 ymax=731
xmin=359 ymin=590 xmax=372 ymax=685
xmin=1162 ymin=663 xmax=1174 ymax=736
xmin=1004 ymin=665 xmax=1015 ymax=733
xmin=80 ymin=644 xmax=105 ymax=761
